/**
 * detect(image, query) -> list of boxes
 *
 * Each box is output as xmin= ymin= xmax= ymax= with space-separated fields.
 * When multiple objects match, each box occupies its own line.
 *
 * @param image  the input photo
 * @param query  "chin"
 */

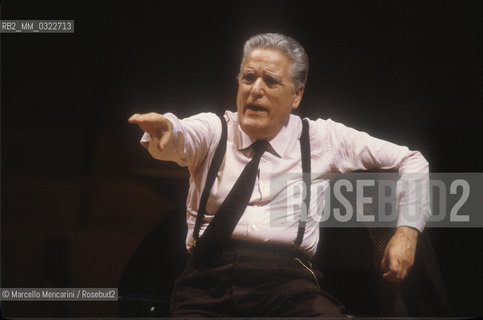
xmin=241 ymin=120 xmax=269 ymax=139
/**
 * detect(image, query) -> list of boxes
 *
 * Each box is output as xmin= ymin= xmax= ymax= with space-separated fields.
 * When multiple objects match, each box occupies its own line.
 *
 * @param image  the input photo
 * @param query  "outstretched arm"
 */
xmin=129 ymin=111 xmax=222 ymax=170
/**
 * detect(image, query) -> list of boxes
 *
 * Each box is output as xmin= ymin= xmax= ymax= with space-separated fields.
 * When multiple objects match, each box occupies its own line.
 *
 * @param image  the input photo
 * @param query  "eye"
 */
xmin=242 ymin=73 xmax=256 ymax=83
xmin=264 ymin=76 xmax=280 ymax=86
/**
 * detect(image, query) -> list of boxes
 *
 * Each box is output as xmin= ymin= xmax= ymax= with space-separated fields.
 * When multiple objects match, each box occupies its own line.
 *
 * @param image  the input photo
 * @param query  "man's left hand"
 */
xmin=381 ymin=226 xmax=419 ymax=282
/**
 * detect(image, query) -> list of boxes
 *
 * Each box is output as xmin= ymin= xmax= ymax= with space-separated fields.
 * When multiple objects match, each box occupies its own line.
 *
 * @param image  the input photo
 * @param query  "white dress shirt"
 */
xmin=141 ymin=110 xmax=430 ymax=257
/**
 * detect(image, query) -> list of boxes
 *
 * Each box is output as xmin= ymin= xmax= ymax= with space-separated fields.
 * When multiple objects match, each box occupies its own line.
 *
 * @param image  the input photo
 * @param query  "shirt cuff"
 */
xmin=140 ymin=132 xmax=151 ymax=147
xmin=396 ymin=173 xmax=431 ymax=232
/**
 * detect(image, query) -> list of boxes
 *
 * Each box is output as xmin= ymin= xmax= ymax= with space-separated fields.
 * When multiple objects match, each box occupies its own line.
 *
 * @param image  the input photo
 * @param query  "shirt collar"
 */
xmin=235 ymin=114 xmax=300 ymax=158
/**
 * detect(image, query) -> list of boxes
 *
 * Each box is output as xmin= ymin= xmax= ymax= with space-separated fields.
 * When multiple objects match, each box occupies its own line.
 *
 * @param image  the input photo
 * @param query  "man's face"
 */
xmin=236 ymin=48 xmax=304 ymax=140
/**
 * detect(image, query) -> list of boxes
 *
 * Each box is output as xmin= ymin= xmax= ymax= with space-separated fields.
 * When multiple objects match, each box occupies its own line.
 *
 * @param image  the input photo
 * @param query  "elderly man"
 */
xmin=129 ymin=33 xmax=429 ymax=317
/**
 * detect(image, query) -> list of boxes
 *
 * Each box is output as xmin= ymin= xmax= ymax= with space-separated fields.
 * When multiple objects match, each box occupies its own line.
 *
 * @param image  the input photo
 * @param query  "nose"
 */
xmin=250 ymin=77 xmax=264 ymax=98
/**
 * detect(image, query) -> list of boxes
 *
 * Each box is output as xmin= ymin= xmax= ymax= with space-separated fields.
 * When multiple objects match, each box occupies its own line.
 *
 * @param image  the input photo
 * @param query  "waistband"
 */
xmin=224 ymin=239 xmax=313 ymax=264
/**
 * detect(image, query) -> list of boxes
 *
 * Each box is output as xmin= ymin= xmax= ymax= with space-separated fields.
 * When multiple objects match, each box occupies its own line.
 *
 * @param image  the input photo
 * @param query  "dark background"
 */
xmin=1 ymin=0 xmax=482 ymax=317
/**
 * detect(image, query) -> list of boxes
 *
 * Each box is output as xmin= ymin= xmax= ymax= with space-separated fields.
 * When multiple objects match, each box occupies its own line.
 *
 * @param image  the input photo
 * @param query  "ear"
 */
xmin=291 ymin=84 xmax=305 ymax=110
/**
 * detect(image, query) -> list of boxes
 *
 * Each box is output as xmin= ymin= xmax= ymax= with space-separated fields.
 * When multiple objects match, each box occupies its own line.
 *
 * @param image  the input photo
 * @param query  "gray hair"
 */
xmin=239 ymin=33 xmax=309 ymax=92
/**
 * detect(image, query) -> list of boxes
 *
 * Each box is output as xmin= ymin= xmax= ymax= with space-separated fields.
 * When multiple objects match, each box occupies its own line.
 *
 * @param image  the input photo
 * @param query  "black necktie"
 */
xmin=193 ymin=139 xmax=269 ymax=264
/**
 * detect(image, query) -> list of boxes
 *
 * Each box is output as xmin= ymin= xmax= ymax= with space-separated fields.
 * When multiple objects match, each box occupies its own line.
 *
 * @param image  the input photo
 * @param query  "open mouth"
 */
xmin=247 ymin=105 xmax=268 ymax=112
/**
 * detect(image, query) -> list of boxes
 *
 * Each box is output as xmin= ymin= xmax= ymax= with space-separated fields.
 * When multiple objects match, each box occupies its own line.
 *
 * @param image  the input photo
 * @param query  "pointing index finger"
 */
xmin=128 ymin=113 xmax=140 ymax=123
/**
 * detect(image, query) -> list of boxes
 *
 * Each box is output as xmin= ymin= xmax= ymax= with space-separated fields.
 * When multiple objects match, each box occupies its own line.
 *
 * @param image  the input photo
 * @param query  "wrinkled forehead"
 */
xmin=241 ymin=48 xmax=292 ymax=76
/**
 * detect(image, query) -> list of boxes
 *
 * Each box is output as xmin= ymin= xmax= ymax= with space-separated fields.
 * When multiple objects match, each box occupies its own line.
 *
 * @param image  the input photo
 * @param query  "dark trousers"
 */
xmin=170 ymin=240 xmax=346 ymax=317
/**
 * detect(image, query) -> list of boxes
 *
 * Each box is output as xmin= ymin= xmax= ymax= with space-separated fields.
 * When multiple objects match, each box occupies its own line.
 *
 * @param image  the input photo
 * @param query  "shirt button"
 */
xmin=251 ymin=224 xmax=258 ymax=230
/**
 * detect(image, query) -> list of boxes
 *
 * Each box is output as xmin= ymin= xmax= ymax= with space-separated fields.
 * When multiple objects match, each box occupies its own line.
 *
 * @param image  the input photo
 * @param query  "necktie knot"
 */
xmin=252 ymin=139 xmax=269 ymax=158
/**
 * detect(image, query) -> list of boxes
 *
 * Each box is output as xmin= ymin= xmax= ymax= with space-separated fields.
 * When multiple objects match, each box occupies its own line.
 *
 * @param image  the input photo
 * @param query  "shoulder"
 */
xmin=305 ymin=116 xmax=366 ymax=141
xmin=304 ymin=116 xmax=338 ymax=131
xmin=223 ymin=110 xmax=237 ymax=126
xmin=301 ymin=116 xmax=353 ymax=158
xmin=301 ymin=116 xmax=335 ymax=140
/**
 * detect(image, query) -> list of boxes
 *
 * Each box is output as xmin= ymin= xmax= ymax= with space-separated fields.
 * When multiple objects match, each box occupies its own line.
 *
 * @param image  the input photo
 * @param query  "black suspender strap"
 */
xmin=294 ymin=118 xmax=311 ymax=248
xmin=193 ymin=114 xmax=227 ymax=242
xmin=193 ymin=116 xmax=311 ymax=249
